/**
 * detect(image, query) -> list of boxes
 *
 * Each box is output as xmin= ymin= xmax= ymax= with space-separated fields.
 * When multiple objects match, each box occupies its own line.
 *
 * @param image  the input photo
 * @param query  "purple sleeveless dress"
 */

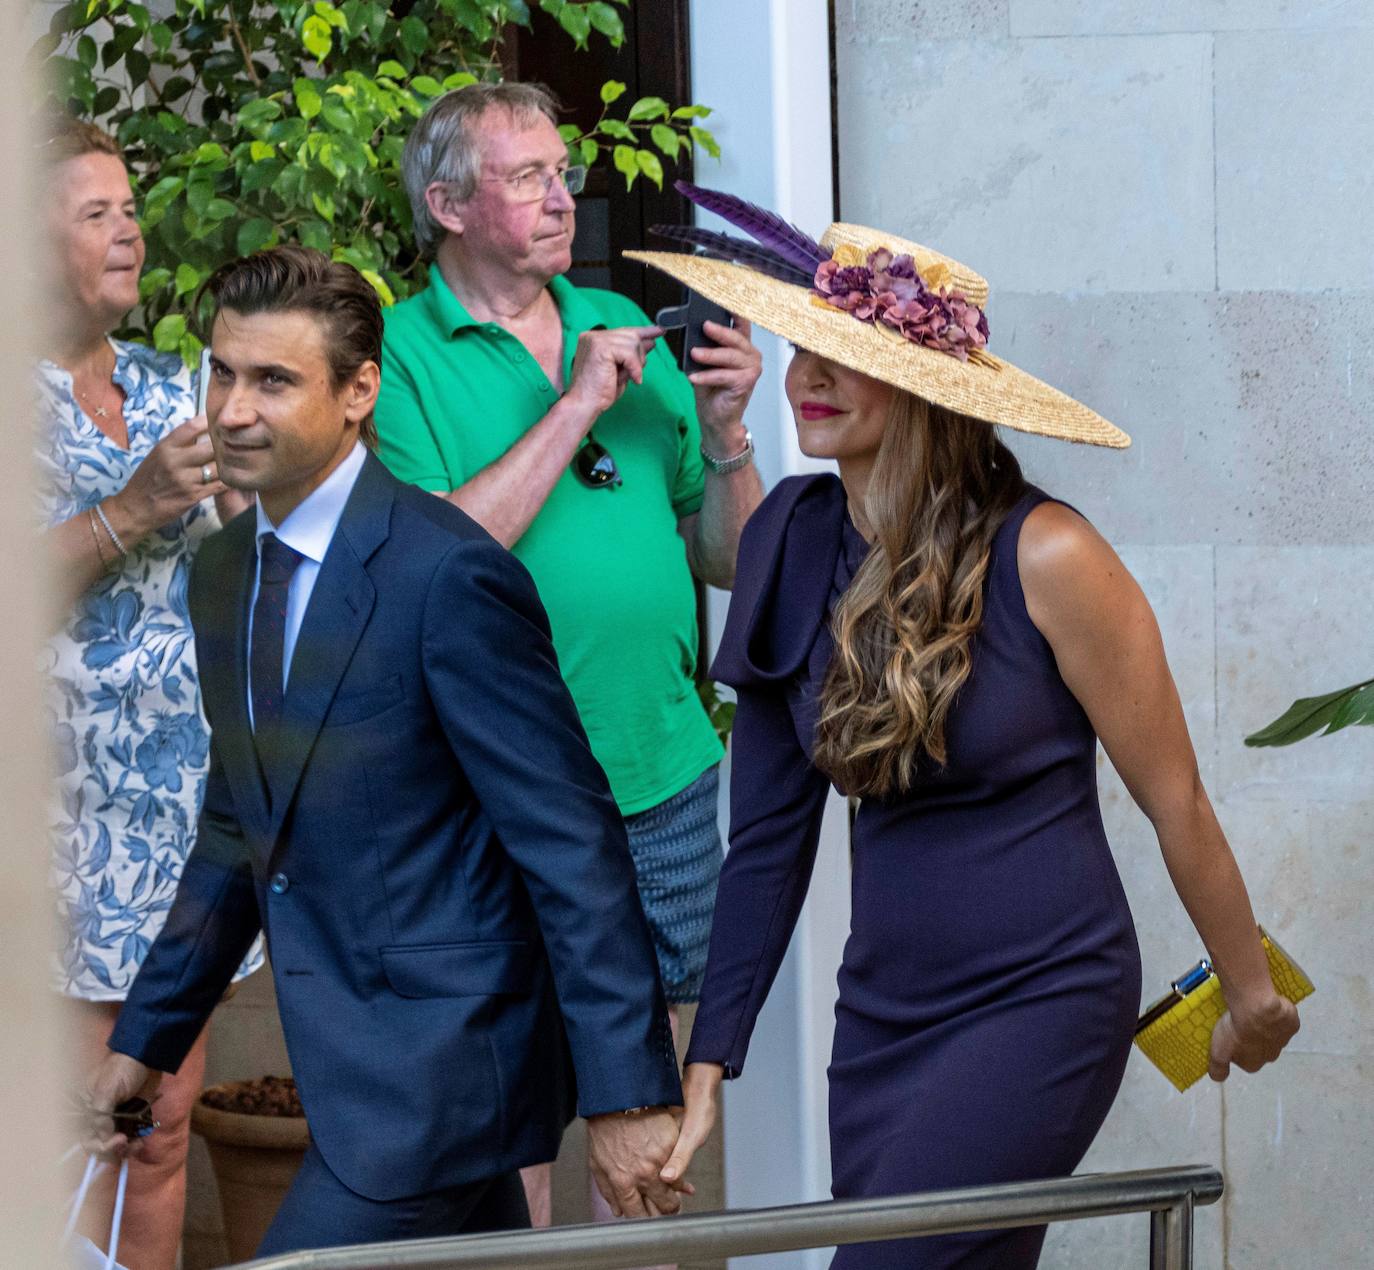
xmin=687 ymin=474 xmax=1142 ymax=1268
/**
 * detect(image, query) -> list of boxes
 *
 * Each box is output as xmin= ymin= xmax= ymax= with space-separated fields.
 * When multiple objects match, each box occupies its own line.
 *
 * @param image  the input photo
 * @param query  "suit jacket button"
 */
xmin=269 ymin=873 xmax=290 ymax=894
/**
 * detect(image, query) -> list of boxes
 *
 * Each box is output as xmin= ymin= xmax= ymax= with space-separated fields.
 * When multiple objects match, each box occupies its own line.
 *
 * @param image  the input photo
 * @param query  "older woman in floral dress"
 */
xmin=38 ymin=116 xmax=263 ymax=1270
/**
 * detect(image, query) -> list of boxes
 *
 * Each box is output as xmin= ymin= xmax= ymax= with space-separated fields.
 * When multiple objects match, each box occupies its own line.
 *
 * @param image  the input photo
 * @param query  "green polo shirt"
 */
xmin=375 ymin=265 xmax=723 ymax=815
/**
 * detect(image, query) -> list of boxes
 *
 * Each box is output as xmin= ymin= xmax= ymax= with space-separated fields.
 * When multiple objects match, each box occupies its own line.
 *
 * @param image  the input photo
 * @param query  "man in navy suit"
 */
xmin=83 ymin=246 xmax=687 ymax=1253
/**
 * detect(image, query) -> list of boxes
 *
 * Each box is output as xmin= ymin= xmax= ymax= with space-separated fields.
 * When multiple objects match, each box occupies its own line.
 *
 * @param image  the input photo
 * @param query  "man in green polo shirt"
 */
xmin=374 ymin=81 xmax=763 ymax=1225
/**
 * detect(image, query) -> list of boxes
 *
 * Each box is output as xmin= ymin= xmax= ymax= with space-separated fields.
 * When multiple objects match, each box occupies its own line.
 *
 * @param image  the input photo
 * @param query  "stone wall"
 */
xmin=835 ymin=3 xmax=1374 ymax=1266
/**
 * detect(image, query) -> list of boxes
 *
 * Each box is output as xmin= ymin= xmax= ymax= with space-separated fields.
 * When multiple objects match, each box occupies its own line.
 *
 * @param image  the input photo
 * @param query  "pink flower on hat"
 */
xmin=812 ymin=249 xmax=989 ymax=362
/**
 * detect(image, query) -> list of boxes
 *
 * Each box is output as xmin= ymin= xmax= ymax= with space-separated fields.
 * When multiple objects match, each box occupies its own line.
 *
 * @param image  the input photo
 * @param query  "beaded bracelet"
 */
xmin=93 ymin=501 xmax=128 ymax=558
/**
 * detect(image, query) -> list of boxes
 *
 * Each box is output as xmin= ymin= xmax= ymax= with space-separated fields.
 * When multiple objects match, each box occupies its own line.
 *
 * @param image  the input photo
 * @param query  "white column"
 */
xmin=689 ymin=3 xmax=848 ymax=1266
xmin=1 ymin=15 xmax=63 ymax=1270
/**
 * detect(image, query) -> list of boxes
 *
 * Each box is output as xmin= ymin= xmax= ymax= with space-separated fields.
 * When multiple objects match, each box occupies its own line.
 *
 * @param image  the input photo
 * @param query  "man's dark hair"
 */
xmin=202 ymin=245 xmax=383 ymax=448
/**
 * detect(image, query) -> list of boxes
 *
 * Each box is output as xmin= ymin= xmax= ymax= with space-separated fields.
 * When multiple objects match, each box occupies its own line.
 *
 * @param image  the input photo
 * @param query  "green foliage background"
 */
xmin=33 ymin=0 xmax=718 ymax=365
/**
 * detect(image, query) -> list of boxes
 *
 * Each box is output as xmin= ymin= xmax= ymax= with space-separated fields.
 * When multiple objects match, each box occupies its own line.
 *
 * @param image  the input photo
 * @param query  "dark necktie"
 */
xmin=251 ymin=533 xmax=304 ymax=765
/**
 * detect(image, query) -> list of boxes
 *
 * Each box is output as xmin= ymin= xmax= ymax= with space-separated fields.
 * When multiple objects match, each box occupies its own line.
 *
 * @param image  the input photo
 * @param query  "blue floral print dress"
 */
xmin=37 ymin=338 xmax=264 ymax=1001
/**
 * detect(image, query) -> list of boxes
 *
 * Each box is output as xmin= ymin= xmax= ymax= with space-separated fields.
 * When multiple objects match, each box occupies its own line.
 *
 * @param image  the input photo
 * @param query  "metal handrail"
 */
xmin=228 ymin=1163 xmax=1222 ymax=1270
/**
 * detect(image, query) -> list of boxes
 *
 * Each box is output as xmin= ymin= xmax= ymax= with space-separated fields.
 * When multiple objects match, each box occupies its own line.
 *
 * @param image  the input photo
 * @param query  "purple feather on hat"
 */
xmin=647 ymin=223 xmax=816 ymax=287
xmin=673 ymin=180 xmax=828 ymax=278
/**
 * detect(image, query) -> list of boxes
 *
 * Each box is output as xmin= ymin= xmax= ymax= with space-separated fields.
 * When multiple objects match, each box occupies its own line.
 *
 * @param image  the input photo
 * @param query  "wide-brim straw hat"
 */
xmin=626 ymin=221 xmax=1129 ymax=448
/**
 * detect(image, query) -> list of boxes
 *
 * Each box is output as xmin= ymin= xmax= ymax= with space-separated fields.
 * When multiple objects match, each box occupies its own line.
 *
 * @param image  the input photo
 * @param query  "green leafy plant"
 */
xmin=1244 ymin=678 xmax=1374 ymax=747
xmin=32 ymin=0 xmax=718 ymax=365
xmin=697 ymin=678 xmax=736 ymax=748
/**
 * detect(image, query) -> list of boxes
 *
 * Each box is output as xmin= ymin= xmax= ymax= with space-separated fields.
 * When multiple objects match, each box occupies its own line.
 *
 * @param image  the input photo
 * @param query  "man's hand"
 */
xmin=660 ymin=1062 xmax=721 ymax=1189
xmin=586 ymin=1107 xmax=693 ymax=1218
xmin=564 ymin=326 xmax=662 ymax=421
xmin=688 ymin=318 xmax=762 ymax=449
xmin=83 ymin=1052 xmax=161 ymax=1161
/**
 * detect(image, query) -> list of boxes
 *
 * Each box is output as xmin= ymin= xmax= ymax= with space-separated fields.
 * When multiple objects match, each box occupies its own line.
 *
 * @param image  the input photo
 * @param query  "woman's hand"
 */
xmin=1209 ymin=992 xmax=1300 ymax=1082
xmin=660 ymin=1062 xmax=723 ymax=1187
xmin=106 ymin=414 xmax=228 ymax=545
xmin=690 ymin=318 xmax=762 ymax=450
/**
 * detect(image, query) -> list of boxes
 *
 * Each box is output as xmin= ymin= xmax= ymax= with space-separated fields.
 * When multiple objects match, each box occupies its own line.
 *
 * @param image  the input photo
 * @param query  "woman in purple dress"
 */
xmin=629 ymin=194 xmax=1300 ymax=1267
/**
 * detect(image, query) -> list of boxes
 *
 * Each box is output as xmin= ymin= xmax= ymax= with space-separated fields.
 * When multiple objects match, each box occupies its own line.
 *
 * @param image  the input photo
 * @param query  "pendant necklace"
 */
xmin=75 ymin=384 xmax=110 ymax=418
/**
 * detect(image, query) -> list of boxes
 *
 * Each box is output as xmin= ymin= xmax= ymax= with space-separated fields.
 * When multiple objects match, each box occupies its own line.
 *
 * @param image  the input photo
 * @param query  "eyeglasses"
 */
xmin=572 ymin=434 xmax=622 ymax=490
xmin=484 ymin=164 xmax=587 ymax=204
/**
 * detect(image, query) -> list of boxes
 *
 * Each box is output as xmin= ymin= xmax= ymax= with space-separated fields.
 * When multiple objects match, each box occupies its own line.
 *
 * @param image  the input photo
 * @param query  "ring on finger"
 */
xmin=200 ymin=463 xmax=214 ymax=485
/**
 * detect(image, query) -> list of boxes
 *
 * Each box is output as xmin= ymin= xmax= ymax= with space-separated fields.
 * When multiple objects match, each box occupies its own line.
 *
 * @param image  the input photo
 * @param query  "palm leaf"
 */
xmin=1244 ymin=677 xmax=1374 ymax=747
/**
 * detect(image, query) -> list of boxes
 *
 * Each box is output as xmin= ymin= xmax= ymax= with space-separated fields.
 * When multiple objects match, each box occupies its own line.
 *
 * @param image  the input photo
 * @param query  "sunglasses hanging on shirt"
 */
xmin=571 ymin=434 xmax=622 ymax=490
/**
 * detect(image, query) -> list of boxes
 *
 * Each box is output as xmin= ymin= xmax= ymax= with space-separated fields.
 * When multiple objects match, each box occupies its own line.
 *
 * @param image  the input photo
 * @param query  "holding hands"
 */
xmin=659 ymin=1062 xmax=721 ymax=1193
xmin=586 ymin=1106 xmax=693 ymax=1218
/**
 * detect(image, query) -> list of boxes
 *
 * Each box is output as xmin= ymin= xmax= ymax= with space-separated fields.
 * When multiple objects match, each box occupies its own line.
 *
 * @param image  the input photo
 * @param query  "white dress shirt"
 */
xmin=247 ymin=441 xmax=367 ymax=729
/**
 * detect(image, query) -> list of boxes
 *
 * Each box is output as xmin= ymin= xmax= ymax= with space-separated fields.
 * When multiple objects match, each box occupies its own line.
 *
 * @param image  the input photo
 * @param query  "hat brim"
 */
xmin=626 ymin=249 xmax=1130 ymax=449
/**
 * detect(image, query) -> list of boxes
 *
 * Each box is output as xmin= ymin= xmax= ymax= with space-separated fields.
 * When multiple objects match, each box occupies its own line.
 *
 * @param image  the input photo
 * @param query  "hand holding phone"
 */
xmin=655 ymin=291 xmax=734 ymax=374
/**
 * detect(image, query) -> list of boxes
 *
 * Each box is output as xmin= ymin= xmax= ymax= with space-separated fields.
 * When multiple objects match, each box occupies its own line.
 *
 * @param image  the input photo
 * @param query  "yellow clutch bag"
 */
xmin=1134 ymin=927 xmax=1314 ymax=1092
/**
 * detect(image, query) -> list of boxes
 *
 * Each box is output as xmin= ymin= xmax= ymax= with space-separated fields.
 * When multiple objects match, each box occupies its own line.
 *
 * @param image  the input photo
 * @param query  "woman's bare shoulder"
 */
xmin=1016 ymin=499 xmax=1135 ymax=635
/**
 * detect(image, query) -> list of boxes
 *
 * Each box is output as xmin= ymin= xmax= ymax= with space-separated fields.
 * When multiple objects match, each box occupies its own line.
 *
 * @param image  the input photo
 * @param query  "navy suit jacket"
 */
xmin=110 ymin=453 xmax=682 ymax=1201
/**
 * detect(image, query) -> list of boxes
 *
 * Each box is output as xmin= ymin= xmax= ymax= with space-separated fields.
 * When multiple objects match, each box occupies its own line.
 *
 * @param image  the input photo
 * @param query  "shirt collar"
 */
xmin=426 ymin=262 xmax=482 ymax=336
xmin=255 ymin=441 xmax=367 ymax=565
xmin=547 ymin=273 xmax=604 ymax=334
xmin=424 ymin=264 xmax=605 ymax=339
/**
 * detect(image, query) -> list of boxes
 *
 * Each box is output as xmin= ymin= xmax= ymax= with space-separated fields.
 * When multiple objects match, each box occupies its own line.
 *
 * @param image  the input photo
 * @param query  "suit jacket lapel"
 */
xmin=262 ymin=453 xmax=394 ymax=837
xmin=198 ymin=515 xmax=273 ymax=840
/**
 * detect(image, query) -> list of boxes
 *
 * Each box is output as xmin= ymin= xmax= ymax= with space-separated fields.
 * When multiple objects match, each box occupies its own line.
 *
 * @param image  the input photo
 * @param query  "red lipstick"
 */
xmin=799 ymin=402 xmax=842 ymax=420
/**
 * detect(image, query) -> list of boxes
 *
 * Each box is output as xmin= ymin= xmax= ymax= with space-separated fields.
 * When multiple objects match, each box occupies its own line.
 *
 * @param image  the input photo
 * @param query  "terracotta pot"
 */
xmin=190 ymin=1082 xmax=310 ymax=1263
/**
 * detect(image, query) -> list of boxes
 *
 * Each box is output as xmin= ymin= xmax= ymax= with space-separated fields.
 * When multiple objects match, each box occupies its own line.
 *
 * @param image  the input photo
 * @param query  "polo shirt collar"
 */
xmin=425 ymin=263 xmax=606 ymax=339
xmin=426 ymin=262 xmax=482 ymax=336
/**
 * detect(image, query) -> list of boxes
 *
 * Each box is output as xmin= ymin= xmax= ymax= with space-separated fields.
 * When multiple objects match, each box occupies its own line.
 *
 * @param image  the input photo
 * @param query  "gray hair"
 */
xmin=402 ymin=82 xmax=562 ymax=260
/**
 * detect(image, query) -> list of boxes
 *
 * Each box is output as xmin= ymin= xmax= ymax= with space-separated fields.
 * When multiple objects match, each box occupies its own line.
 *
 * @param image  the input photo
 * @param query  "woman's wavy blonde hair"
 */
xmin=813 ymin=390 xmax=1025 ymax=798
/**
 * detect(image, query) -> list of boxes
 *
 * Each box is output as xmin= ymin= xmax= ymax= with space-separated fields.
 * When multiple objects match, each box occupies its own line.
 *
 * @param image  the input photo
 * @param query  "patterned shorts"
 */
xmin=623 ymin=765 xmax=724 ymax=1004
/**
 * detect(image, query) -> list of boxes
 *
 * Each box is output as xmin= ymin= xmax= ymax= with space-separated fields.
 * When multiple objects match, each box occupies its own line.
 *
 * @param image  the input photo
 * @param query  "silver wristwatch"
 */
xmin=700 ymin=427 xmax=754 ymax=475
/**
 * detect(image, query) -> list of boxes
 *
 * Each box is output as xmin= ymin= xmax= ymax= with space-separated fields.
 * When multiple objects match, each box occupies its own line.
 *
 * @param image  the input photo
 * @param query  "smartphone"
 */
xmin=655 ymin=290 xmax=734 ymax=374
xmin=195 ymin=346 xmax=211 ymax=416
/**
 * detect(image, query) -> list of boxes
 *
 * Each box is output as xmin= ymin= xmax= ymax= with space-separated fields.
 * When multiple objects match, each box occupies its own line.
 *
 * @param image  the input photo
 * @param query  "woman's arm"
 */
xmin=661 ymin=683 xmax=831 ymax=1183
xmin=1019 ymin=501 xmax=1299 ymax=1080
xmin=676 ymin=319 xmax=765 ymax=590
xmin=47 ymin=505 xmax=130 ymax=607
